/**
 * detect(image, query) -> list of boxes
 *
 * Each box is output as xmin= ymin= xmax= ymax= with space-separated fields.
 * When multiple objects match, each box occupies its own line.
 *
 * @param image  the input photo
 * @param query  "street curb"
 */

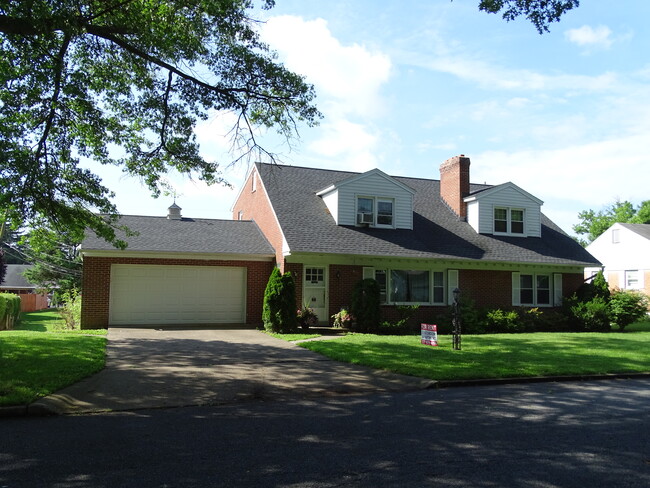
xmin=434 ymin=372 xmax=650 ymax=388
xmin=2 ymin=372 xmax=649 ymax=418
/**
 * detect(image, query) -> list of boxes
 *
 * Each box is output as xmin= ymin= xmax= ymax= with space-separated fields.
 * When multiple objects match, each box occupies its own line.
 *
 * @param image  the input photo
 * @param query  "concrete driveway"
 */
xmin=31 ymin=328 xmax=434 ymax=415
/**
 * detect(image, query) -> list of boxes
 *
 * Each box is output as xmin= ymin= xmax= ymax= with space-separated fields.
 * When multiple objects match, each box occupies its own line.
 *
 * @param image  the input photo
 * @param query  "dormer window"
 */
xmin=494 ymin=207 xmax=525 ymax=235
xmin=357 ymin=196 xmax=395 ymax=228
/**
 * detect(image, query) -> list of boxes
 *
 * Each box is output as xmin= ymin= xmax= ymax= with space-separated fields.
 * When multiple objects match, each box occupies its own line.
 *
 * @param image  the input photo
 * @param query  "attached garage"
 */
xmin=80 ymin=210 xmax=275 ymax=329
xmin=109 ymin=264 xmax=246 ymax=325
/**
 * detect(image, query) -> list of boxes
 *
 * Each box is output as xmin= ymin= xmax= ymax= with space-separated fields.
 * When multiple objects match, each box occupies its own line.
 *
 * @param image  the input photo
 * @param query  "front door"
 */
xmin=303 ymin=266 xmax=327 ymax=325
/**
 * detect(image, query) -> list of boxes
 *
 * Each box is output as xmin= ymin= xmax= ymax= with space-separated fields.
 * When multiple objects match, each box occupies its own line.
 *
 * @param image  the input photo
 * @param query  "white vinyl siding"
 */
xmin=335 ymin=172 xmax=413 ymax=229
xmin=321 ymin=190 xmax=339 ymax=223
xmin=468 ymin=184 xmax=542 ymax=237
xmin=109 ymin=265 xmax=246 ymax=325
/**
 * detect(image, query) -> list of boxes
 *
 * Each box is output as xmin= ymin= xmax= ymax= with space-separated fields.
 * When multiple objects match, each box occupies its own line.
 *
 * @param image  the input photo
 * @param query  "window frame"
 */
xmin=356 ymin=196 xmax=396 ymax=228
xmin=372 ymin=268 xmax=445 ymax=305
xmin=494 ymin=207 xmax=526 ymax=236
xmin=519 ymin=273 xmax=552 ymax=307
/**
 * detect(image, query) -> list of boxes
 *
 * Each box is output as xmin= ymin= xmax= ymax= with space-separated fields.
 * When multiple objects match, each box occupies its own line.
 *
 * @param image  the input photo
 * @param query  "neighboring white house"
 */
xmin=585 ymin=223 xmax=650 ymax=299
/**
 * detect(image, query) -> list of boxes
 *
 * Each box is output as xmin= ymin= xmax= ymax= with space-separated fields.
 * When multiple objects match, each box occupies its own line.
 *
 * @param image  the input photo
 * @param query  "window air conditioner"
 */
xmin=357 ymin=212 xmax=374 ymax=224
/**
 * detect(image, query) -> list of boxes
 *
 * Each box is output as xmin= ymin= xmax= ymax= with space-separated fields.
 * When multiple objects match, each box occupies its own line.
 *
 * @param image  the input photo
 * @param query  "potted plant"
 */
xmin=297 ymin=306 xmax=319 ymax=330
xmin=331 ymin=308 xmax=354 ymax=329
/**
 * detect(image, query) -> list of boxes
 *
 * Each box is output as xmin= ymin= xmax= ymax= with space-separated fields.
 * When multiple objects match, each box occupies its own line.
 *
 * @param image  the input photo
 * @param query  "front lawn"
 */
xmin=298 ymin=332 xmax=650 ymax=381
xmin=0 ymin=311 xmax=107 ymax=406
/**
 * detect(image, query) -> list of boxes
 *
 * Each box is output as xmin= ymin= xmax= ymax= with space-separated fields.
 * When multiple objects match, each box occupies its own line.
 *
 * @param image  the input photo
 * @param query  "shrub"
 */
xmin=0 ymin=294 xmax=6 ymax=321
xmin=331 ymin=308 xmax=353 ymax=328
xmin=610 ymin=289 xmax=649 ymax=331
xmin=565 ymin=295 xmax=611 ymax=332
xmin=519 ymin=307 xmax=569 ymax=332
xmin=59 ymin=288 xmax=82 ymax=329
xmin=435 ymin=298 xmax=485 ymax=334
xmin=262 ymin=268 xmax=297 ymax=333
xmin=485 ymin=308 xmax=521 ymax=333
xmin=350 ymin=278 xmax=380 ymax=333
xmin=378 ymin=305 xmax=420 ymax=335
xmin=0 ymin=293 xmax=21 ymax=326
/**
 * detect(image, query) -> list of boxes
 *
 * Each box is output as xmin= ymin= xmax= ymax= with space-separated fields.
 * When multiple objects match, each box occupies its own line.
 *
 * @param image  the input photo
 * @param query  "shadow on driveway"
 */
xmin=32 ymin=328 xmax=434 ymax=414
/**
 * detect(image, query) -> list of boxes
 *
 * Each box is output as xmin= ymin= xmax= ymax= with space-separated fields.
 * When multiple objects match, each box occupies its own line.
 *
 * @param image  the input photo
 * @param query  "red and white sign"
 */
xmin=421 ymin=323 xmax=438 ymax=346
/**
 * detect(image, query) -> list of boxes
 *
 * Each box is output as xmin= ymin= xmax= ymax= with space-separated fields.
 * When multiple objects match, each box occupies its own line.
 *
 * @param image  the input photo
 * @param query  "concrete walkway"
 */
xmin=30 ymin=328 xmax=434 ymax=415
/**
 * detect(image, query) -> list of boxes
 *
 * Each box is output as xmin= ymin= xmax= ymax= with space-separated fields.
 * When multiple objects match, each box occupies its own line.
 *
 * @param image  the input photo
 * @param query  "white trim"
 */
xmin=447 ymin=269 xmax=459 ymax=305
xmin=553 ymin=273 xmax=563 ymax=306
xmin=464 ymin=181 xmax=543 ymax=205
xmin=316 ymin=168 xmax=416 ymax=195
xmin=512 ymin=272 xmax=521 ymax=306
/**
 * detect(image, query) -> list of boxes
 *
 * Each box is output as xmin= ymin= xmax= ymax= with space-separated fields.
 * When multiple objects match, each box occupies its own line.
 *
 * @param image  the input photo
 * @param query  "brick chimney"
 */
xmin=440 ymin=155 xmax=471 ymax=219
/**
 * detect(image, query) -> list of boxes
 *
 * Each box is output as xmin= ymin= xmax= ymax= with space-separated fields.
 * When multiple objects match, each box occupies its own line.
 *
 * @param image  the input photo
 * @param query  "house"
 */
xmin=584 ymin=223 xmax=650 ymax=299
xmin=80 ymin=155 xmax=600 ymax=328
xmin=0 ymin=264 xmax=49 ymax=312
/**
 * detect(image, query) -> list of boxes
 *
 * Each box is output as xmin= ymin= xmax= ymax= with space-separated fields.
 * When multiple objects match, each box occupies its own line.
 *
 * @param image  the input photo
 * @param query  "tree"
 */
xmin=19 ymin=221 xmax=83 ymax=300
xmin=0 ymin=0 xmax=320 ymax=246
xmin=262 ymin=267 xmax=297 ymax=333
xmin=476 ymin=0 xmax=580 ymax=33
xmin=573 ymin=200 xmax=650 ymax=245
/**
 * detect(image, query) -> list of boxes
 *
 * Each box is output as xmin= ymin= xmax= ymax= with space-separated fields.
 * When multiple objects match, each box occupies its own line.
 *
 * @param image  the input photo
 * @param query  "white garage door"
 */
xmin=109 ymin=264 xmax=246 ymax=325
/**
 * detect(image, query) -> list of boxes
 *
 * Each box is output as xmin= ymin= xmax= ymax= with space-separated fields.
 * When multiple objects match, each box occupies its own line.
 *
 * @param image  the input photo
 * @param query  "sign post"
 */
xmin=421 ymin=323 xmax=438 ymax=346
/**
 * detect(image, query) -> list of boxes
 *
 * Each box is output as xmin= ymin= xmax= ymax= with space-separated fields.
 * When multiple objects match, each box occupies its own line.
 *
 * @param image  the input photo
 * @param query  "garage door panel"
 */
xmin=109 ymin=265 xmax=246 ymax=325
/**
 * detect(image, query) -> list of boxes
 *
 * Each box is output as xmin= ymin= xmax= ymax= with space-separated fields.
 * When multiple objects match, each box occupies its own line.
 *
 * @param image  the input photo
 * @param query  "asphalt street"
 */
xmin=2 ymin=378 xmax=649 ymax=487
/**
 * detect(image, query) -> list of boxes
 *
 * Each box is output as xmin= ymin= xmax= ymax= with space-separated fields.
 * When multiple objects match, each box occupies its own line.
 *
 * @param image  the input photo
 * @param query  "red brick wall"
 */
xmin=459 ymin=269 xmax=512 ymax=307
xmin=328 ymin=265 xmax=363 ymax=322
xmin=440 ymin=155 xmax=471 ymax=219
xmin=81 ymin=257 xmax=274 ymax=329
xmin=232 ymin=168 xmax=286 ymax=270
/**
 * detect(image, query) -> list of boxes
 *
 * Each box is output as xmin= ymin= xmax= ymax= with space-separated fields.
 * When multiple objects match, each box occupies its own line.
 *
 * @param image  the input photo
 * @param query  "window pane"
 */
xmin=511 ymin=209 xmax=524 ymax=234
xmin=377 ymin=200 xmax=393 ymax=226
xmin=494 ymin=208 xmax=507 ymax=232
xmin=390 ymin=270 xmax=429 ymax=303
xmin=494 ymin=208 xmax=507 ymax=220
xmin=520 ymin=274 xmax=533 ymax=289
xmin=537 ymin=275 xmax=550 ymax=289
xmin=511 ymin=209 xmax=524 ymax=221
xmin=357 ymin=198 xmax=373 ymax=214
xmin=537 ymin=289 xmax=550 ymax=305
xmin=432 ymin=272 xmax=444 ymax=303
xmin=521 ymin=289 xmax=534 ymax=304
xmin=511 ymin=221 xmax=524 ymax=234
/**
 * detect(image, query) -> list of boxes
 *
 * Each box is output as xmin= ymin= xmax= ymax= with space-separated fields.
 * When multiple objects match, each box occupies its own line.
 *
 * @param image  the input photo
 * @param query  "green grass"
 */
xmin=0 ymin=311 xmax=107 ymax=406
xmin=299 ymin=332 xmax=650 ymax=381
xmin=265 ymin=332 xmax=324 ymax=342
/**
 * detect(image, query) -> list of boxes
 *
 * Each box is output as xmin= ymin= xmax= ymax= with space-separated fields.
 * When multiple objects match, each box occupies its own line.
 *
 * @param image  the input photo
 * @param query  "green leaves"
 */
xmin=477 ymin=0 xmax=580 ymax=33
xmin=0 ymin=0 xmax=320 ymax=245
xmin=573 ymin=200 xmax=650 ymax=245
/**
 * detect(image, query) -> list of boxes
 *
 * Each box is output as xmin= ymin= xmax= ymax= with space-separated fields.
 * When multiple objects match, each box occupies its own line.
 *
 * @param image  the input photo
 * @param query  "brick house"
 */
xmin=81 ymin=155 xmax=599 ymax=328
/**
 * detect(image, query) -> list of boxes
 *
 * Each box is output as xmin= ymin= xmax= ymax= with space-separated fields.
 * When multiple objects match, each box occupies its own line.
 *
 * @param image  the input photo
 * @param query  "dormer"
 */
xmin=317 ymin=168 xmax=415 ymax=229
xmin=464 ymin=182 xmax=543 ymax=237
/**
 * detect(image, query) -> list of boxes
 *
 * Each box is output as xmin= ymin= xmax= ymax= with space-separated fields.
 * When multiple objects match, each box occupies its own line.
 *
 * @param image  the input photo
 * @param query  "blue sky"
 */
xmin=93 ymin=1 xmax=650 ymax=236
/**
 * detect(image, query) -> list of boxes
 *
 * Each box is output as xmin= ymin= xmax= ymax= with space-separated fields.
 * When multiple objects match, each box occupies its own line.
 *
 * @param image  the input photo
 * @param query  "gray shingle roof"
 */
xmin=0 ymin=264 xmax=34 ymax=289
xmin=257 ymin=163 xmax=600 ymax=267
xmin=619 ymin=223 xmax=650 ymax=240
xmin=81 ymin=216 xmax=275 ymax=256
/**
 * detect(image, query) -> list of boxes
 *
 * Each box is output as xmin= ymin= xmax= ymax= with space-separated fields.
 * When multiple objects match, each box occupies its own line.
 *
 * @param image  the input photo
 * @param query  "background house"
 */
xmin=0 ymin=264 xmax=49 ymax=312
xmin=585 ymin=223 xmax=650 ymax=299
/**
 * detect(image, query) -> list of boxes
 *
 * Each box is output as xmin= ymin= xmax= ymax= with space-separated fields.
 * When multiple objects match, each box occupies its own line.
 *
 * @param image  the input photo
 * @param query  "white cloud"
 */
xmin=261 ymin=15 xmax=392 ymax=118
xmin=307 ymin=120 xmax=379 ymax=172
xmin=565 ymin=25 xmax=614 ymax=49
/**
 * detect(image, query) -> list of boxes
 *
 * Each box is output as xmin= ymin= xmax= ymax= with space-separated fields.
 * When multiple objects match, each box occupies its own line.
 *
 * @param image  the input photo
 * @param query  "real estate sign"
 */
xmin=421 ymin=323 xmax=438 ymax=346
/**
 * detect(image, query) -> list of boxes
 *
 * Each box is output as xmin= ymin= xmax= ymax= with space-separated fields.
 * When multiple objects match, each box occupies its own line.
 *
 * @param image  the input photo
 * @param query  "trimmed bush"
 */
xmin=485 ymin=308 xmax=521 ymax=333
xmin=0 ymin=293 xmax=21 ymax=329
xmin=0 ymin=294 xmax=6 ymax=322
xmin=610 ymin=289 xmax=649 ymax=331
xmin=262 ymin=268 xmax=297 ymax=333
xmin=350 ymin=278 xmax=380 ymax=333
xmin=565 ymin=295 xmax=611 ymax=332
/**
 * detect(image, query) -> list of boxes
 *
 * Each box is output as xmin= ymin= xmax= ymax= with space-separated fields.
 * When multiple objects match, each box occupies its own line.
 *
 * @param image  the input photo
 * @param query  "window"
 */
xmin=625 ymin=270 xmax=639 ymax=289
xmin=519 ymin=273 xmax=551 ymax=306
xmin=251 ymin=173 xmax=257 ymax=192
xmin=377 ymin=199 xmax=394 ymax=226
xmin=391 ymin=270 xmax=429 ymax=303
xmin=237 ymin=210 xmax=244 ymax=221
xmin=305 ymin=267 xmax=324 ymax=285
xmin=612 ymin=229 xmax=620 ymax=243
xmin=494 ymin=207 xmax=525 ymax=235
xmin=356 ymin=196 xmax=395 ymax=227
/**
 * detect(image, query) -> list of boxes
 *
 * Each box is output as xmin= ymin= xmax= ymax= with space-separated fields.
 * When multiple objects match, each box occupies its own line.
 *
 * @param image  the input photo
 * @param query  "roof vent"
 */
xmin=167 ymin=202 xmax=182 ymax=220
